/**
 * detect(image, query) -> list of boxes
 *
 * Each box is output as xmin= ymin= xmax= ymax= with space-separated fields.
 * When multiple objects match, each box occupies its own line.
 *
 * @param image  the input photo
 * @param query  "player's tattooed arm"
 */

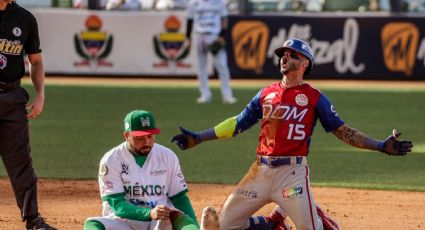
xmin=331 ymin=124 xmax=381 ymax=151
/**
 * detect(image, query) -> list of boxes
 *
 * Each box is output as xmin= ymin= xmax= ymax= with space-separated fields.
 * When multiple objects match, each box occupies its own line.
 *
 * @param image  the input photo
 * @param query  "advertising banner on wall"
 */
xmin=227 ymin=14 xmax=425 ymax=80
xmin=32 ymin=10 xmax=425 ymax=79
xmin=33 ymin=9 xmax=202 ymax=76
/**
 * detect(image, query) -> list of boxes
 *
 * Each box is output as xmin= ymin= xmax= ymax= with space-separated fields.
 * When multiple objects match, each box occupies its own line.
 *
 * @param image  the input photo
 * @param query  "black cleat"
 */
xmin=25 ymin=215 xmax=57 ymax=230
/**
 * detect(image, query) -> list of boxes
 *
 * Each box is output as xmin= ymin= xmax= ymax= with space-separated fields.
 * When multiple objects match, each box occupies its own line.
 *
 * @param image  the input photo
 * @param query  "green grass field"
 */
xmin=1 ymin=81 xmax=424 ymax=191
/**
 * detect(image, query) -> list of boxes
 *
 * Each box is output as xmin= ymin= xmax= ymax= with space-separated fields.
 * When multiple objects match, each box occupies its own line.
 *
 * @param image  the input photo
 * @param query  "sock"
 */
xmin=172 ymin=213 xmax=199 ymax=230
xmin=84 ymin=220 xmax=106 ymax=230
xmin=245 ymin=216 xmax=274 ymax=230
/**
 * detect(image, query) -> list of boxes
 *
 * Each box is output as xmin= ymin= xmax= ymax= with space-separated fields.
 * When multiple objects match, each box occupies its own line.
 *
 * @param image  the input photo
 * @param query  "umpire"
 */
xmin=0 ymin=1 xmax=56 ymax=229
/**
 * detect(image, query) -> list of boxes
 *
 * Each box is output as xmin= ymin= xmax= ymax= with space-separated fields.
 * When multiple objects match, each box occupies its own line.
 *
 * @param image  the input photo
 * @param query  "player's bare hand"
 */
xmin=26 ymin=94 xmax=45 ymax=119
xmin=380 ymin=129 xmax=413 ymax=156
xmin=150 ymin=205 xmax=170 ymax=220
xmin=171 ymin=126 xmax=201 ymax=150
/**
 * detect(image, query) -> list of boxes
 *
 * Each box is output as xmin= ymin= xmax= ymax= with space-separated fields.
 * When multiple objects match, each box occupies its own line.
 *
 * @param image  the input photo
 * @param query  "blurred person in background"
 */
xmin=106 ymin=0 xmax=141 ymax=10
xmin=73 ymin=0 xmax=107 ymax=9
xmin=277 ymin=0 xmax=324 ymax=11
xmin=153 ymin=0 xmax=187 ymax=9
xmin=0 ymin=0 xmax=56 ymax=229
xmin=368 ymin=0 xmax=381 ymax=11
xmin=406 ymin=0 xmax=425 ymax=12
xmin=185 ymin=0 xmax=237 ymax=104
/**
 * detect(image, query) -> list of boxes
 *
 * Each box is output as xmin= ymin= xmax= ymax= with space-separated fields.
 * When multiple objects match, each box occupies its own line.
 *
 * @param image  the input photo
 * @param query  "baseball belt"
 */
xmin=0 ymin=79 xmax=21 ymax=93
xmin=258 ymin=156 xmax=305 ymax=168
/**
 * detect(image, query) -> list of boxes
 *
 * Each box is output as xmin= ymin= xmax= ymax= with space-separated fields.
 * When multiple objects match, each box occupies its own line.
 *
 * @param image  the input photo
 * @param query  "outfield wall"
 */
xmin=32 ymin=9 xmax=425 ymax=80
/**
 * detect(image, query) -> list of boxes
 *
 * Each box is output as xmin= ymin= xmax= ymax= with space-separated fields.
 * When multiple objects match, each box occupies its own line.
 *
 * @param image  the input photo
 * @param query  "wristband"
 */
xmin=198 ymin=128 xmax=217 ymax=141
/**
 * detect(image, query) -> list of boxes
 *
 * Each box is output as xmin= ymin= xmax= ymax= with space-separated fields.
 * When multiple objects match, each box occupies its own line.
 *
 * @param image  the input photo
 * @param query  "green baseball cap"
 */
xmin=124 ymin=110 xmax=161 ymax=136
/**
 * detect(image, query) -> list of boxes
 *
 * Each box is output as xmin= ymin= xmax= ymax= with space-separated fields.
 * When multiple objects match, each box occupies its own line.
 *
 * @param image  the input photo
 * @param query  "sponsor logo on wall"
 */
xmin=231 ymin=21 xmax=270 ymax=73
xmin=74 ymin=14 xmax=114 ymax=68
xmin=381 ymin=22 xmax=420 ymax=76
xmin=269 ymin=18 xmax=365 ymax=74
xmin=152 ymin=15 xmax=191 ymax=68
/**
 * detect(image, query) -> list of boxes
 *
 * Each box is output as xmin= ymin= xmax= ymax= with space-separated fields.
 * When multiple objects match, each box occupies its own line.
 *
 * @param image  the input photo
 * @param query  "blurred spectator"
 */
xmin=368 ymin=0 xmax=381 ymax=11
xmin=52 ymin=0 xmax=73 ymax=7
xmin=407 ymin=0 xmax=425 ymax=11
xmin=379 ymin=0 xmax=391 ymax=11
xmin=289 ymin=0 xmax=306 ymax=11
xmin=277 ymin=0 xmax=325 ymax=12
xmin=73 ymin=0 xmax=107 ymax=9
xmin=305 ymin=0 xmax=325 ymax=11
xmin=153 ymin=0 xmax=187 ymax=10
xmin=105 ymin=0 xmax=141 ymax=10
xmin=401 ymin=0 xmax=410 ymax=11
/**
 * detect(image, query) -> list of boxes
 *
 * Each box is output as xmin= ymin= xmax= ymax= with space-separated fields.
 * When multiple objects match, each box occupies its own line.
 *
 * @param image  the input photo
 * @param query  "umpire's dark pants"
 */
xmin=0 ymin=87 xmax=38 ymax=221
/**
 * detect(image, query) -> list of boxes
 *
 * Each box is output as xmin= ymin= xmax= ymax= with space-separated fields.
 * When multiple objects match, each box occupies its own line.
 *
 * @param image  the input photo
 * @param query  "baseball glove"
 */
xmin=207 ymin=37 xmax=225 ymax=55
xmin=171 ymin=126 xmax=201 ymax=150
xmin=379 ymin=129 xmax=413 ymax=156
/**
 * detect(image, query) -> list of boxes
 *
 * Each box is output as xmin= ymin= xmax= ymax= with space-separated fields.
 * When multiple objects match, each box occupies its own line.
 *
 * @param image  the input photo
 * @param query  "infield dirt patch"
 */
xmin=0 ymin=178 xmax=424 ymax=230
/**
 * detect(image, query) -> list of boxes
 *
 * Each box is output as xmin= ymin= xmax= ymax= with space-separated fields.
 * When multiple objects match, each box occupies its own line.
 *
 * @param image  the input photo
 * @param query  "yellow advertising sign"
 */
xmin=232 ymin=21 xmax=269 ymax=73
xmin=381 ymin=23 xmax=419 ymax=76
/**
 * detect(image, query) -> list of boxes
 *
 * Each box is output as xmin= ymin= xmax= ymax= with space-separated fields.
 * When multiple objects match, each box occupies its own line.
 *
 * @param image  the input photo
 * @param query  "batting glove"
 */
xmin=171 ymin=126 xmax=201 ymax=150
xmin=378 ymin=129 xmax=413 ymax=156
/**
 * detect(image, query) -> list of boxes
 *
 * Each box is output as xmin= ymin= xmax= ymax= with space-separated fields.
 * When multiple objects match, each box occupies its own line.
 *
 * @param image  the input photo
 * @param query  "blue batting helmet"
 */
xmin=274 ymin=38 xmax=314 ymax=75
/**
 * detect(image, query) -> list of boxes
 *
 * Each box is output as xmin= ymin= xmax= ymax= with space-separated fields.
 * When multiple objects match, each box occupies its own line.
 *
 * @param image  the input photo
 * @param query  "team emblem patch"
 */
xmin=284 ymin=40 xmax=294 ymax=47
xmin=12 ymin=27 xmax=22 ymax=37
xmin=150 ymin=169 xmax=167 ymax=176
xmin=0 ymin=54 xmax=6 ymax=70
xmin=282 ymin=186 xmax=303 ymax=199
xmin=141 ymin=117 xmax=150 ymax=127
xmin=121 ymin=163 xmax=129 ymax=174
xmin=99 ymin=163 xmax=108 ymax=176
xmin=295 ymin=94 xmax=308 ymax=106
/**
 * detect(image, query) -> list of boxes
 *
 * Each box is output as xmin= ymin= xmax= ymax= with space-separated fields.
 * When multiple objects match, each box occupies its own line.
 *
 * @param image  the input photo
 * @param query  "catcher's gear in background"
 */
xmin=207 ymin=37 xmax=225 ymax=55
xmin=379 ymin=129 xmax=413 ymax=156
xmin=171 ymin=127 xmax=201 ymax=150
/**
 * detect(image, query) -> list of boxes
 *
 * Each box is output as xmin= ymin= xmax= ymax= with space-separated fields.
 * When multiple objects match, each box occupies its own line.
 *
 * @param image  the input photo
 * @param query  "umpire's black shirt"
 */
xmin=0 ymin=2 xmax=41 ymax=82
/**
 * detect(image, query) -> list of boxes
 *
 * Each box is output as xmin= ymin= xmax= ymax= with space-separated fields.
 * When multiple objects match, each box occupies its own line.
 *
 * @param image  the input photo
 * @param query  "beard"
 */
xmin=280 ymin=56 xmax=301 ymax=74
xmin=128 ymin=142 xmax=152 ymax=155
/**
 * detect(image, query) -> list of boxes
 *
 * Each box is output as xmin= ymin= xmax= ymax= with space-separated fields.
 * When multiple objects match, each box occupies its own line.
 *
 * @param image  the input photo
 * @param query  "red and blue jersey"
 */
xmin=234 ymin=82 xmax=344 ymax=156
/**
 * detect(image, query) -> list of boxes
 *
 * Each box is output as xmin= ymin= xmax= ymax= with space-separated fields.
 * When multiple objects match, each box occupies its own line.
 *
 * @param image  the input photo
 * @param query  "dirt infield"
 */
xmin=2 ymin=77 xmax=422 ymax=229
xmin=0 ymin=178 xmax=424 ymax=230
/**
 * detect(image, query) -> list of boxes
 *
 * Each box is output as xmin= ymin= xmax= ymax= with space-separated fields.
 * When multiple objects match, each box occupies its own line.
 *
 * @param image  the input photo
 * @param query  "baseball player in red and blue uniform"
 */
xmin=172 ymin=38 xmax=413 ymax=230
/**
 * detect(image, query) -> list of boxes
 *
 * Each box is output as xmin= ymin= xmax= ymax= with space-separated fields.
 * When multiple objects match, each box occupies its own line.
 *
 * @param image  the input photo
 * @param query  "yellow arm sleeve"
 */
xmin=214 ymin=117 xmax=237 ymax=139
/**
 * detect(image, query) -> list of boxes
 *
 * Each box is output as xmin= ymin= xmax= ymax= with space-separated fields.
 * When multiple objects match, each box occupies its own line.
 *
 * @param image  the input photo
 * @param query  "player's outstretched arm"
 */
xmin=331 ymin=124 xmax=413 ymax=156
xmin=171 ymin=117 xmax=238 ymax=150
xmin=171 ymin=126 xmax=206 ymax=150
xmin=171 ymin=91 xmax=263 ymax=150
